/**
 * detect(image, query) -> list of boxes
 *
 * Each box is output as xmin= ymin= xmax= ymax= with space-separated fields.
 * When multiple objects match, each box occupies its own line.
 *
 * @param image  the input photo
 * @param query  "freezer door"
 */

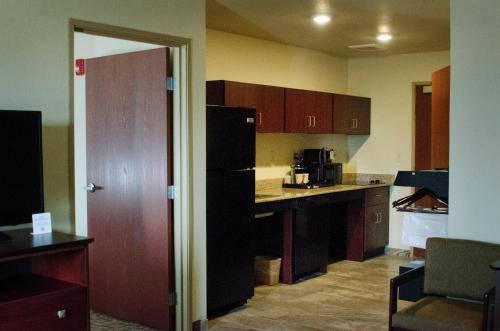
xmin=206 ymin=169 xmax=255 ymax=314
xmin=206 ymin=106 xmax=256 ymax=170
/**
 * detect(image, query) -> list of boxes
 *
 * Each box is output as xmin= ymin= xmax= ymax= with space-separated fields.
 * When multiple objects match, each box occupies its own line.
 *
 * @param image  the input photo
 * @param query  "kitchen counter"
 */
xmin=255 ymin=183 xmax=390 ymax=204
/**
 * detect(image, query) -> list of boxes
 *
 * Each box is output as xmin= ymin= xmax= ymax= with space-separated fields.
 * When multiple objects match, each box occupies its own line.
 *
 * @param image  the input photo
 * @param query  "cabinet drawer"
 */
xmin=0 ymin=287 xmax=87 ymax=331
xmin=365 ymin=187 xmax=389 ymax=206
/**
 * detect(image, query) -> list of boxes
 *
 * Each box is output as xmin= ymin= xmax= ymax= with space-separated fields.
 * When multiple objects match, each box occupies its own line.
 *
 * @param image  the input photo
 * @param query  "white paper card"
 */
xmin=32 ymin=212 xmax=52 ymax=235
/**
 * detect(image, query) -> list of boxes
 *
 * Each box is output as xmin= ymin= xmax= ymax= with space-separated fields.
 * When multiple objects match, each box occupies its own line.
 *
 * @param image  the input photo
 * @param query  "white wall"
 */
xmin=73 ymin=33 xmax=164 ymax=236
xmin=347 ymin=51 xmax=450 ymax=248
xmin=207 ymin=29 xmax=349 ymax=180
xmin=448 ymin=0 xmax=500 ymax=243
xmin=0 ymin=0 xmax=206 ymax=323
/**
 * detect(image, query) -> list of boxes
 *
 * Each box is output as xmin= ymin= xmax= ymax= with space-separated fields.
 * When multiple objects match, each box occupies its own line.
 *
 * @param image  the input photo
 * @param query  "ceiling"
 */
xmin=206 ymin=0 xmax=450 ymax=58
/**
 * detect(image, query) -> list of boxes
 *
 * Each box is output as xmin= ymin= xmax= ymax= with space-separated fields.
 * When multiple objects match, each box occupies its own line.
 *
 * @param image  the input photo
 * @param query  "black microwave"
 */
xmin=307 ymin=163 xmax=342 ymax=186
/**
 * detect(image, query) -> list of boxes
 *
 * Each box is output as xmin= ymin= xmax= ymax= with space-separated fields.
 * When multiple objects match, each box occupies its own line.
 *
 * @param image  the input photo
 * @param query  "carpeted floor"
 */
xmin=91 ymin=312 xmax=158 ymax=330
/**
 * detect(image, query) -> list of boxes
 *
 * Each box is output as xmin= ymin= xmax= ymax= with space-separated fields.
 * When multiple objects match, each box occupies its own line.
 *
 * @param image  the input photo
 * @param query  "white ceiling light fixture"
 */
xmin=313 ymin=14 xmax=331 ymax=24
xmin=377 ymin=33 xmax=393 ymax=42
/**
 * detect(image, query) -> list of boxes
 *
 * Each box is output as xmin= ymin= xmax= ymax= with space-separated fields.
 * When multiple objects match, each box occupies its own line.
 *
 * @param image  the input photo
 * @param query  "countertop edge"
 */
xmin=255 ymin=184 xmax=390 ymax=204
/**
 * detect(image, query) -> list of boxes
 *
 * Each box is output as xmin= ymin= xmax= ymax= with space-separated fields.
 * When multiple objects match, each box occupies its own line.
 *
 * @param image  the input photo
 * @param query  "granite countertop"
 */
xmin=255 ymin=183 xmax=390 ymax=204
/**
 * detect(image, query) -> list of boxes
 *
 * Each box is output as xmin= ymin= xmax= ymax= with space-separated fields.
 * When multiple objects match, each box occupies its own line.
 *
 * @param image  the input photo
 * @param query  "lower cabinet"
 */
xmin=255 ymin=187 xmax=390 ymax=283
xmin=363 ymin=187 xmax=390 ymax=258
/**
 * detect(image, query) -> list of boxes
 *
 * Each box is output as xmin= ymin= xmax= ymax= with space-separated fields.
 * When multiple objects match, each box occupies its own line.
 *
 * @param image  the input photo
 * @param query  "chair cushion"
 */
xmin=392 ymin=296 xmax=483 ymax=331
xmin=425 ymin=237 xmax=500 ymax=300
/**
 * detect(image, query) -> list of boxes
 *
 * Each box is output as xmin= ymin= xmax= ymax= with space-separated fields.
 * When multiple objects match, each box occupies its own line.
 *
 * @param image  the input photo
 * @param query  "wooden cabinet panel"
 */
xmin=0 ymin=286 xmax=87 ymax=331
xmin=285 ymin=88 xmax=332 ymax=133
xmin=364 ymin=204 xmax=389 ymax=254
xmin=363 ymin=187 xmax=389 ymax=257
xmin=333 ymin=94 xmax=371 ymax=135
xmin=206 ymin=80 xmax=284 ymax=133
xmin=259 ymin=85 xmax=285 ymax=132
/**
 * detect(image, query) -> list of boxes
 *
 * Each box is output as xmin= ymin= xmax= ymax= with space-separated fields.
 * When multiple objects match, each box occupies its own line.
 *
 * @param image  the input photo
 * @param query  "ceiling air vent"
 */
xmin=348 ymin=44 xmax=386 ymax=51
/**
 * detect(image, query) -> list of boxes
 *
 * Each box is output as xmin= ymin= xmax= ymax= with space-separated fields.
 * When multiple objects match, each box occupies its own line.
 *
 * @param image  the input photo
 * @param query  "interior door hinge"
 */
xmin=167 ymin=76 xmax=175 ymax=91
xmin=169 ymin=291 xmax=178 ymax=306
xmin=167 ymin=185 xmax=177 ymax=200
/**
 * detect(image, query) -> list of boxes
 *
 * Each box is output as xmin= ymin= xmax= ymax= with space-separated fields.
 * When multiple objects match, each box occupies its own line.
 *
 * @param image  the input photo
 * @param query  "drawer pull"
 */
xmin=375 ymin=194 xmax=382 ymax=197
xmin=57 ymin=309 xmax=67 ymax=319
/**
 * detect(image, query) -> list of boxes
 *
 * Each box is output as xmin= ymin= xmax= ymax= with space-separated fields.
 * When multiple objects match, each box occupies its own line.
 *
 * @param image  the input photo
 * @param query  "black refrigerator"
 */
xmin=206 ymin=105 xmax=256 ymax=316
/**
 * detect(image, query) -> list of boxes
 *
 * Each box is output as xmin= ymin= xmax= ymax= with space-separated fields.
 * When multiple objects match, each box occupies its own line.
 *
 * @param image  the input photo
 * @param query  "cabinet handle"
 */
xmin=351 ymin=119 xmax=355 ymax=129
xmin=312 ymin=115 xmax=316 ymax=127
xmin=306 ymin=115 xmax=312 ymax=127
xmin=258 ymin=112 xmax=262 ymax=126
xmin=354 ymin=118 xmax=359 ymax=129
xmin=57 ymin=309 xmax=67 ymax=319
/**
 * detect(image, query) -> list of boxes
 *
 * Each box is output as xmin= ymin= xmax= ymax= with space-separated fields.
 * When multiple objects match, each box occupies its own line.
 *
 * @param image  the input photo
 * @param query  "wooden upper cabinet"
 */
xmin=333 ymin=94 xmax=371 ymax=135
xmin=285 ymin=88 xmax=332 ymax=133
xmin=206 ymin=80 xmax=284 ymax=133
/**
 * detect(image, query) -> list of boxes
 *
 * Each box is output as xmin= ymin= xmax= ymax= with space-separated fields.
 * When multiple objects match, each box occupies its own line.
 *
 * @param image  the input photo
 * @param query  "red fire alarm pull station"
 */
xmin=75 ymin=58 xmax=85 ymax=76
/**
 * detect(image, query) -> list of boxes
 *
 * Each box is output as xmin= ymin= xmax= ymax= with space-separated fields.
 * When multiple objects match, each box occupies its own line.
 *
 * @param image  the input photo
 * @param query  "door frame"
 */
xmin=69 ymin=19 xmax=192 ymax=331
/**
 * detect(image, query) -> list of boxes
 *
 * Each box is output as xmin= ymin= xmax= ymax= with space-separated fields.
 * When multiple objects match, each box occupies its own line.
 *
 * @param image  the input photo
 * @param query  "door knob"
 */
xmin=85 ymin=183 xmax=104 ymax=193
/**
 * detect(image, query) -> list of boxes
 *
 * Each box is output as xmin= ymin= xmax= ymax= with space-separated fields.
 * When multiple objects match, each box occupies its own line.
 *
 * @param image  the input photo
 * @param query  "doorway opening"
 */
xmin=70 ymin=20 xmax=191 ymax=331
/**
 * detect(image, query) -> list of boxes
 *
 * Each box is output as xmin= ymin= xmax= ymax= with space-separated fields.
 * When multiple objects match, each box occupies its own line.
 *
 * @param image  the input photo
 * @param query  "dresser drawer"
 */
xmin=365 ymin=187 xmax=389 ymax=206
xmin=0 ymin=286 xmax=87 ymax=331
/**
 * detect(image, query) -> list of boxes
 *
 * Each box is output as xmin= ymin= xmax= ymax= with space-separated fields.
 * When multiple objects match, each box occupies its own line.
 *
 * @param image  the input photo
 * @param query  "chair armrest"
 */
xmin=388 ymin=266 xmax=425 ymax=330
xmin=483 ymin=287 xmax=495 ymax=331
xmin=491 ymin=259 xmax=500 ymax=270
xmin=391 ymin=265 xmax=425 ymax=288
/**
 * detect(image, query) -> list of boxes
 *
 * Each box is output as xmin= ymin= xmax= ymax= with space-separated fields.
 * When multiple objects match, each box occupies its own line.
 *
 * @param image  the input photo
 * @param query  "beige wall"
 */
xmin=347 ymin=51 xmax=450 ymax=248
xmin=0 ymin=0 xmax=206 ymax=323
xmin=449 ymin=0 xmax=500 ymax=243
xmin=207 ymin=29 xmax=349 ymax=180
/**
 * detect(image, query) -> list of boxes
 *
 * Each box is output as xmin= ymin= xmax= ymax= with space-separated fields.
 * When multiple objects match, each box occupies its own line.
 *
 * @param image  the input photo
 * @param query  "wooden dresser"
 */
xmin=0 ymin=229 xmax=93 ymax=331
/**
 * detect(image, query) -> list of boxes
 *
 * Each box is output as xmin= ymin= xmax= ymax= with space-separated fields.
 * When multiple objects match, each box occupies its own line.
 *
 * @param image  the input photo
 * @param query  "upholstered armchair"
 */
xmin=389 ymin=237 xmax=500 ymax=331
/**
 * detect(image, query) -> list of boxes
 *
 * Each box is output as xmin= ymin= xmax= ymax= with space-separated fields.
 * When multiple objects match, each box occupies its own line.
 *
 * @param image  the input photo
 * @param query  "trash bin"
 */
xmin=255 ymin=256 xmax=281 ymax=285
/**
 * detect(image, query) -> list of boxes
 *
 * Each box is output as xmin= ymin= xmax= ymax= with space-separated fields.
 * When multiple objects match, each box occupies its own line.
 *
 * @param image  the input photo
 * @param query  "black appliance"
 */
xmin=206 ymin=106 xmax=255 ymax=316
xmin=0 ymin=110 xmax=44 ymax=240
xmin=294 ymin=198 xmax=329 ymax=280
xmin=303 ymin=149 xmax=341 ymax=186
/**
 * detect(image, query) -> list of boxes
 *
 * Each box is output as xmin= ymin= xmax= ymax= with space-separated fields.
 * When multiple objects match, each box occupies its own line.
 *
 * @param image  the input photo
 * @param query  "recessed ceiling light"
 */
xmin=377 ymin=33 xmax=393 ymax=42
xmin=313 ymin=15 xmax=331 ymax=24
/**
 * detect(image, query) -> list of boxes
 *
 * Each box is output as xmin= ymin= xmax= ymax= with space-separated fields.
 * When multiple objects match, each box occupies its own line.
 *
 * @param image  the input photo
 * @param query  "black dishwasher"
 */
xmin=293 ymin=196 xmax=330 ymax=280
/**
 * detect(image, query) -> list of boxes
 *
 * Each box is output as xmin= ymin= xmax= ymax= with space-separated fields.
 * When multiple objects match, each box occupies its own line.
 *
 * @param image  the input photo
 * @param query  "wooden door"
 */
xmin=285 ymin=88 xmax=332 ymax=133
xmin=415 ymin=85 xmax=432 ymax=171
xmin=431 ymin=66 xmax=450 ymax=169
xmin=225 ymin=81 xmax=284 ymax=133
xmin=86 ymin=48 xmax=173 ymax=330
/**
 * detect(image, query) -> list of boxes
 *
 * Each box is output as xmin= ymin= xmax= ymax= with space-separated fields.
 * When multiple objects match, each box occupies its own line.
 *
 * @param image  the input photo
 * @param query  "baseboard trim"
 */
xmin=192 ymin=318 xmax=208 ymax=331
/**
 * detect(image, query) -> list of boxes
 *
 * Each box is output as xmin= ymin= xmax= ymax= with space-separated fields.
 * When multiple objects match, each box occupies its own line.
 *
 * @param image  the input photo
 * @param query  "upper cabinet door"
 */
xmin=285 ymin=88 xmax=332 ymax=133
xmin=206 ymin=81 xmax=284 ymax=133
xmin=333 ymin=94 xmax=371 ymax=135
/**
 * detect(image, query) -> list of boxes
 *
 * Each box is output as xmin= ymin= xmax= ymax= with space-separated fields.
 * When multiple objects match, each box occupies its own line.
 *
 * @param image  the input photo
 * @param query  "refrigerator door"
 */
xmin=207 ymin=169 xmax=255 ymax=314
xmin=206 ymin=106 xmax=256 ymax=170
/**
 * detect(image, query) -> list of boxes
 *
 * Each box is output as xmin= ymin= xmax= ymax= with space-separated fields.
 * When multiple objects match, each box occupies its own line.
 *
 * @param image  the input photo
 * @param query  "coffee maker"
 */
xmin=303 ymin=148 xmax=342 ymax=186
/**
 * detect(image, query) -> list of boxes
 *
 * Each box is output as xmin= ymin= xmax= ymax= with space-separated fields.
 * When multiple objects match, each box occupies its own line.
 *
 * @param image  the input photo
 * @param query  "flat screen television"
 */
xmin=0 ymin=110 xmax=44 ymax=238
